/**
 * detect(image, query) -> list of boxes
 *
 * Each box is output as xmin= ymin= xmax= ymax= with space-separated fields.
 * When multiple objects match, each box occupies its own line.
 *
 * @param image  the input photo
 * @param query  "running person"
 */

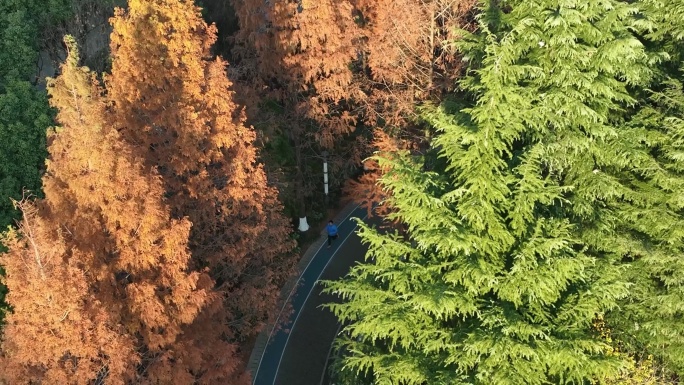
xmin=326 ymin=220 xmax=338 ymax=248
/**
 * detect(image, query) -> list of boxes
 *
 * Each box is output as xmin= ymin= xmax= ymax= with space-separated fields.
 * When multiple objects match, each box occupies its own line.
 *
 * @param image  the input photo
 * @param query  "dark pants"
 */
xmin=328 ymin=234 xmax=338 ymax=246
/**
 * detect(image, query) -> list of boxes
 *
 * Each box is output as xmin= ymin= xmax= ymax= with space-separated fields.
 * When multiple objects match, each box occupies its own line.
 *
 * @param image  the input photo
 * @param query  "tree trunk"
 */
xmin=292 ymin=125 xmax=309 ymax=231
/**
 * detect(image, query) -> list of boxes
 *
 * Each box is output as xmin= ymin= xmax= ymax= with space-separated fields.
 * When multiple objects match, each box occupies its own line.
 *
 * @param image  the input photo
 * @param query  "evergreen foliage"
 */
xmin=0 ymin=0 xmax=53 ymax=228
xmin=613 ymin=80 xmax=684 ymax=374
xmin=324 ymin=0 xmax=658 ymax=383
xmin=603 ymin=0 xmax=684 ymax=374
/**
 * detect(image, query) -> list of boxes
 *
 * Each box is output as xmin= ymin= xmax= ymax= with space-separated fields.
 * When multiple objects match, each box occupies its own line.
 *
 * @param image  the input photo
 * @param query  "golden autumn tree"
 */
xmin=344 ymin=0 xmax=476 ymax=216
xmin=352 ymin=0 xmax=476 ymax=127
xmin=232 ymin=0 xmax=361 ymax=146
xmin=229 ymin=0 xmax=476 ymax=216
xmin=0 ymin=200 xmax=136 ymax=384
xmin=107 ymin=0 xmax=296 ymax=344
xmin=0 ymin=37 xmax=236 ymax=384
xmin=230 ymin=0 xmax=363 ymax=227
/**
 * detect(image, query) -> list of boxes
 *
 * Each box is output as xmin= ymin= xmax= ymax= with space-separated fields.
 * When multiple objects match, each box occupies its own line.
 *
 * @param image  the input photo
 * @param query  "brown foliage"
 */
xmin=0 ymin=201 xmax=136 ymax=384
xmin=343 ymin=0 xmax=475 ymax=213
xmin=231 ymin=0 xmax=475 ymax=132
xmin=230 ymin=0 xmax=366 ymax=216
xmin=107 ymin=0 xmax=296 ymax=346
xmin=1 ymin=39 xmax=223 ymax=384
xmin=230 ymin=0 xmax=476 ymax=209
xmin=342 ymin=0 xmax=478 ymax=214
xmin=353 ymin=0 xmax=476 ymax=127
xmin=231 ymin=0 xmax=361 ymax=147
xmin=230 ymin=0 xmax=475 ymax=138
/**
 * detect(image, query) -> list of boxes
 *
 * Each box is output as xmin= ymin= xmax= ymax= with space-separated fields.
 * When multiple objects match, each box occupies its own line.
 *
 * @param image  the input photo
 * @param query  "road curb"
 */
xmin=246 ymin=201 xmax=363 ymax=379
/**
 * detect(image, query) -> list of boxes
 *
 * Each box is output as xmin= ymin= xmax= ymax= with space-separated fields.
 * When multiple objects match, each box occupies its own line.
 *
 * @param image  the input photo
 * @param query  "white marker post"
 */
xmin=322 ymin=150 xmax=329 ymax=205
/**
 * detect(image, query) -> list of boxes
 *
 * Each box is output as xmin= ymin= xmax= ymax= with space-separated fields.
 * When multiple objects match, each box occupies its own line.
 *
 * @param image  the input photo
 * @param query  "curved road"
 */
xmin=251 ymin=204 xmax=372 ymax=385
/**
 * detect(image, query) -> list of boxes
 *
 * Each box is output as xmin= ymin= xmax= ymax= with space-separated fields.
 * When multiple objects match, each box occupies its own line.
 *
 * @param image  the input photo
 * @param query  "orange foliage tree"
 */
xmin=0 ymin=37 xmax=236 ymax=384
xmin=1 ymin=200 xmax=136 ymax=384
xmin=107 ymin=0 xmax=296 ymax=341
xmin=352 ymin=0 xmax=476 ymax=127
xmin=231 ymin=0 xmax=361 ymax=146
xmin=229 ymin=0 xmax=364 ymax=222
xmin=345 ymin=0 xmax=476 ymax=216
xmin=229 ymin=0 xmax=476 ymax=215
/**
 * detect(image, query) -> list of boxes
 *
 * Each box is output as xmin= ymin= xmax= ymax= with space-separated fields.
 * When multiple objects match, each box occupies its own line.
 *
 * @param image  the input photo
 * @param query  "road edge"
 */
xmin=246 ymin=200 xmax=363 ymax=379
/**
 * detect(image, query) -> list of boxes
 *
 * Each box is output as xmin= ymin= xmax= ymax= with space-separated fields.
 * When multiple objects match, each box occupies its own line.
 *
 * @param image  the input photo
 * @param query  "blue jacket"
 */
xmin=326 ymin=223 xmax=338 ymax=236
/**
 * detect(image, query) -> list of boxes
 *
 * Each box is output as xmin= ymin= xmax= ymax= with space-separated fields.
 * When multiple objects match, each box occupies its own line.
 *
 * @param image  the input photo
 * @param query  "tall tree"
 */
xmin=229 ymin=0 xmax=476 ymax=223
xmin=351 ymin=0 xmax=476 ymax=128
xmin=231 ymin=0 xmax=475 ymax=140
xmin=324 ymin=0 xmax=654 ymax=383
xmin=1 ymin=199 xmax=135 ymax=384
xmin=107 ymin=0 xmax=295 ymax=342
xmin=230 ymin=0 xmax=363 ymax=229
xmin=231 ymin=0 xmax=361 ymax=146
xmin=0 ymin=37 xmax=226 ymax=384
xmin=603 ymin=0 xmax=684 ymax=375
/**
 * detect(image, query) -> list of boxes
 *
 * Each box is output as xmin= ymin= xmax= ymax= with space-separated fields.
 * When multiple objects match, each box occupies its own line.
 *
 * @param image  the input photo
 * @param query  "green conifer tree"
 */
xmin=602 ymin=0 xmax=684 ymax=375
xmin=607 ymin=66 xmax=684 ymax=377
xmin=324 ymin=0 xmax=654 ymax=383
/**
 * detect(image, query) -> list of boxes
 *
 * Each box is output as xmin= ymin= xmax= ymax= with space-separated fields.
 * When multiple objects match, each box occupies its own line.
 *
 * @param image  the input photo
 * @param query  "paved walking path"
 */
xmin=248 ymin=203 xmax=372 ymax=385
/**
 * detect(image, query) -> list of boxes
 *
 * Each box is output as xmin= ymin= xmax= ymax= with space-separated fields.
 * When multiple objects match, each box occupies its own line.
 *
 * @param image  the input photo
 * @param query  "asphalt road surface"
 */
xmin=252 ymin=205 xmax=375 ymax=385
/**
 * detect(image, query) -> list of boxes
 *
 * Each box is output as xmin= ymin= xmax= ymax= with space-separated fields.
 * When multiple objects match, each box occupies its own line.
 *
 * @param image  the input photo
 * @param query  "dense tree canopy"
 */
xmin=611 ymin=66 xmax=684 ymax=376
xmin=1 ymin=37 xmax=216 ymax=384
xmin=323 ymin=0 xmax=669 ymax=383
xmin=0 ymin=0 xmax=54 ymax=229
xmin=2 ymin=0 xmax=297 ymax=382
xmin=603 ymin=0 xmax=684 ymax=375
xmin=229 ymin=0 xmax=476 ymax=220
xmin=1 ymin=0 xmax=684 ymax=383
xmin=107 ymin=0 xmax=296 ymax=341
